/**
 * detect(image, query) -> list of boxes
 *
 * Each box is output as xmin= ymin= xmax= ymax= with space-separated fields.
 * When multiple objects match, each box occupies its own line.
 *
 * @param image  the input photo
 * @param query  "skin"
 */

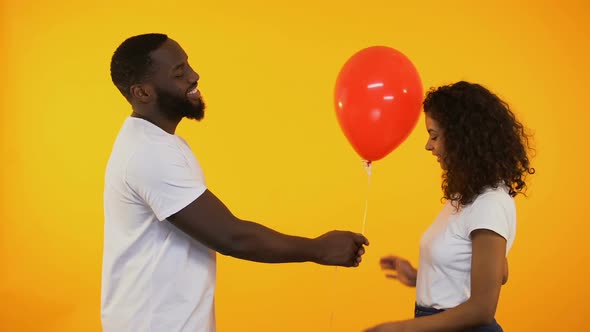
xmin=124 ymin=38 xmax=369 ymax=267
xmin=364 ymin=114 xmax=509 ymax=332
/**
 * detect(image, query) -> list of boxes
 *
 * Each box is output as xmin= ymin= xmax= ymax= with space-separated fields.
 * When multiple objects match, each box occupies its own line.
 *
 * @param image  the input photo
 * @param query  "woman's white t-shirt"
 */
xmin=416 ymin=186 xmax=516 ymax=309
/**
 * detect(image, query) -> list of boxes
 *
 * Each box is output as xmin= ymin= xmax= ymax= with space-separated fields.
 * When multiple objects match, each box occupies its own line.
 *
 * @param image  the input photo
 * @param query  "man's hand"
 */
xmin=313 ymin=231 xmax=369 ymax=267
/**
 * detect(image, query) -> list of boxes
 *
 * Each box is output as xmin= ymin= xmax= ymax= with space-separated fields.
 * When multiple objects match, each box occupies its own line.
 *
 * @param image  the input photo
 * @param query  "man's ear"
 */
xmin=130 ymin=84 xmax=155 ymax=103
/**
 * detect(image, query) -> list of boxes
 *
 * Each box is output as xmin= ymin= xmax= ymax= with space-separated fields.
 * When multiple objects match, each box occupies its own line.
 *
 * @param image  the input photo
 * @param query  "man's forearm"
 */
xmin=218 ymin=218 xmax=318 ymax=263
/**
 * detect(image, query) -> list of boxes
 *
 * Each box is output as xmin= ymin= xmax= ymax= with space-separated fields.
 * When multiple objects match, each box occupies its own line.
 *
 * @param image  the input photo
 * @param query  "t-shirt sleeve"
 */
xmin=465 ymin=193 xmax=514 ymax=241
xmin=124 ymin=144 xmax=207 ymax=221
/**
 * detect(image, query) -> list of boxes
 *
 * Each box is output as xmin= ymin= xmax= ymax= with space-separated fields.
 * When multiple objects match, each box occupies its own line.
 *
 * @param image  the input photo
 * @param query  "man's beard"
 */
xmin=155 ymin=87 xmax=205 ymax=121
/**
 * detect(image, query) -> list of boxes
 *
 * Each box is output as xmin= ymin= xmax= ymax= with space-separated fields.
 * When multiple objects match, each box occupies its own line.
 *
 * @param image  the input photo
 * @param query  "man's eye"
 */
xmin=175 ymin=72 xmax=184 ymax=78
xmin=431 ymin=136 xmax=437 ymax=141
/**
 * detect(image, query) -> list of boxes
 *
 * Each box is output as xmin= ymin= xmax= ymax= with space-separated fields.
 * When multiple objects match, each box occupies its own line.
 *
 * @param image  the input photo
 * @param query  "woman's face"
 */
xmin=424 ymin=113 xmax=446 ymax=169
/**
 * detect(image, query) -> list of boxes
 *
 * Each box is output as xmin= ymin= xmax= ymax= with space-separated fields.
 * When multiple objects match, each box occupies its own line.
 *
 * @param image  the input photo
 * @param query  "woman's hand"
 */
xmin=380 ymin=255 xmax=417 ymax=287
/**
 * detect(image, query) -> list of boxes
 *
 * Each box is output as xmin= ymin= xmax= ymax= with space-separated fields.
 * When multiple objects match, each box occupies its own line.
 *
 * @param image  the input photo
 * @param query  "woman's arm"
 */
xmin=365 ymin=229 xmax=506 ymax=332
xmin=503 ymin=257 xmax=509 ymax=285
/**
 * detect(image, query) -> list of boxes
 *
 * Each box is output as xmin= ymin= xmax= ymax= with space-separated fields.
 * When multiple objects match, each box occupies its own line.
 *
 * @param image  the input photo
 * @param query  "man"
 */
xmin=102 ymin=33 xmax=368 ymax=332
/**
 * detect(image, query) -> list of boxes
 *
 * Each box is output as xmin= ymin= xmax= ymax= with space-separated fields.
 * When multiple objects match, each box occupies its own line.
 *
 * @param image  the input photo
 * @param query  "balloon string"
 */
xmin=329 ymin=266 xmax=338 ymax=331
xmin=329 ymin=160 xmax=373 ymax=331
xmin=361 ymin=160 xmax=372 ymax=235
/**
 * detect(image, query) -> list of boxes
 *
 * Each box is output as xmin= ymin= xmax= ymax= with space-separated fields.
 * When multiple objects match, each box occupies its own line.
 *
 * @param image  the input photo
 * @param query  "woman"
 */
xmin=365 ymin=81 xmax=535 ymax=332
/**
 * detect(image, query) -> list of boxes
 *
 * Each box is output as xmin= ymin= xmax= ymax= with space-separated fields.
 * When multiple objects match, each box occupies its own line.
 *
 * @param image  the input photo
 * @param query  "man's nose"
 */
xmin=188 ymin=67 xmax=199 ymax=83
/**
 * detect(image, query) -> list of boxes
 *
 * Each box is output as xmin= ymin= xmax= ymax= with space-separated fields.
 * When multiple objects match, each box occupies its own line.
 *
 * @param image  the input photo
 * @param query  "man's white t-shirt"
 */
xmin=102 ymin=117 xmax=216 ymax=332
xmin=416 ymin=186 xmax=516 ymax=309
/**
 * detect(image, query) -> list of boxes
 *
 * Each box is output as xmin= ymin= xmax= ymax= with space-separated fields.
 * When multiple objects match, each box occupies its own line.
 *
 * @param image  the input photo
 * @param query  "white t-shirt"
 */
xmin=101 ymin=117 xmax=216 ymax=332
xmin=416 ymin=186 xmax=516 ymax=309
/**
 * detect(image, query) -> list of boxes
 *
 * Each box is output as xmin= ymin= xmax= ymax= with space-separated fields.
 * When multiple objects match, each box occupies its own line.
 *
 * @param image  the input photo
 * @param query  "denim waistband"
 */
xmin=415 ymin=303 xmax=445 ymax=316
xmin=414 ymin=303 xmax=503 ymax=332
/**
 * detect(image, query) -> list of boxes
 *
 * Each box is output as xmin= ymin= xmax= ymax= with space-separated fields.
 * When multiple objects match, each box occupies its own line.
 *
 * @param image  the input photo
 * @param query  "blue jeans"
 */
xmin=414 ymin=304 xmax=504 ymax=332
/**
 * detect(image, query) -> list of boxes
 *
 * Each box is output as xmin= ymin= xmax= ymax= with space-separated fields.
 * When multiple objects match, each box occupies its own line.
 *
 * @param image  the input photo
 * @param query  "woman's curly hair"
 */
xmin=423 ymin=81 xmax=535 ymax=207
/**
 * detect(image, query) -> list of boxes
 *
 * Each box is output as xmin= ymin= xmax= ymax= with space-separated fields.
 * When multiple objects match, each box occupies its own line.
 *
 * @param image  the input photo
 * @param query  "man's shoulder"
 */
xmin=127 ymin=141 xmax=180 ymax=166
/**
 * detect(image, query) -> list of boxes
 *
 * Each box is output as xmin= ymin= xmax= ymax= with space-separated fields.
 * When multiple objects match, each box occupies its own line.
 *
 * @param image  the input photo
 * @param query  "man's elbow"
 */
xmin=199 ymin=217 xmax=251 ymax=258
xmin=214 ymin=227 xmax=256 ymax=259
xmin=213 ymin=232 xmax=242 ymax=257
xmin=215 ymin=240 xmax=235 ymax=257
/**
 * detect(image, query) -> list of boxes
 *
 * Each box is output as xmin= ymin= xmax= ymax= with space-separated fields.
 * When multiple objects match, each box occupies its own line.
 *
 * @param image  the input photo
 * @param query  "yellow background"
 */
xmin=1 ymin=0 xmax=588 ymax=331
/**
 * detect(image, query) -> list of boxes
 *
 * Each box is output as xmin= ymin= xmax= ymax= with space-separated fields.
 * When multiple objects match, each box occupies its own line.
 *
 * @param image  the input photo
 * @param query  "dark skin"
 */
xmin=126 ymin=38 xmax=368 ymax=266
xmin=379 ymin=256 xmax=508 ymax=286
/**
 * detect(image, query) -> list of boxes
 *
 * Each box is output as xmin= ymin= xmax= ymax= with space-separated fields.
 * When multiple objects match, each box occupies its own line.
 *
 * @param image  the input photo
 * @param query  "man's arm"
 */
xmin=168 ymin=189 xmax=368 ymax=267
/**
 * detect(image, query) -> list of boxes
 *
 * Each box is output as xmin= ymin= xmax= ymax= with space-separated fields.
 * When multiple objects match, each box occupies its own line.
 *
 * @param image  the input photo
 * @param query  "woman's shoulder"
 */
xmin=472 ymin=185 xmax=514 ymax=210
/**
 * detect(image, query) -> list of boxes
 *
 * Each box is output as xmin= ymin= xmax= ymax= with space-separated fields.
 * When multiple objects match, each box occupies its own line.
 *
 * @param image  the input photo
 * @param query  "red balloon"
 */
xmin=334 ymin=46 xmax=423 ymax=162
